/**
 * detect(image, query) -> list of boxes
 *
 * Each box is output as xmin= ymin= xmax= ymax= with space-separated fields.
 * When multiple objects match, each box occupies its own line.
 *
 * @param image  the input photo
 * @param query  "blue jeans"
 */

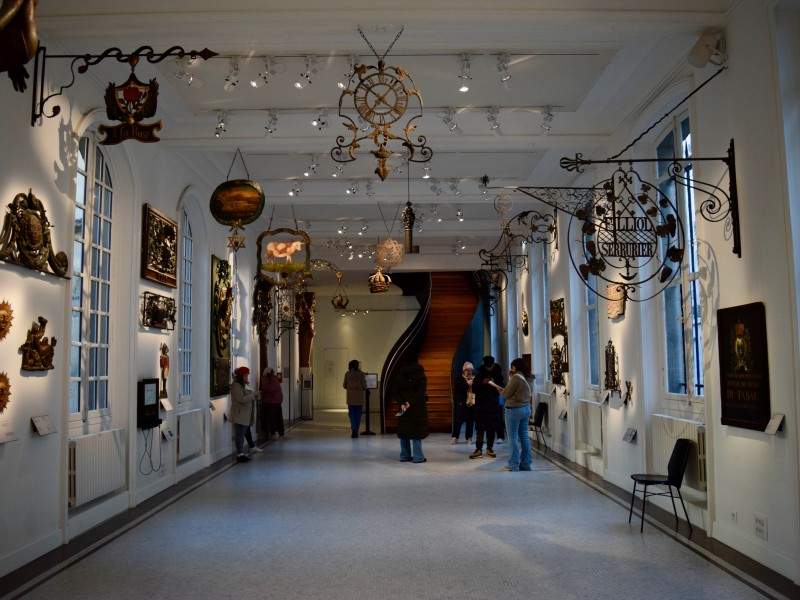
xmin=399 ymin=438 xmax=425 ymax=462
xmin=505 ymin=405 xmax=532 ymax=470
xmin=348 ymin=405 xmax=363 ymax=433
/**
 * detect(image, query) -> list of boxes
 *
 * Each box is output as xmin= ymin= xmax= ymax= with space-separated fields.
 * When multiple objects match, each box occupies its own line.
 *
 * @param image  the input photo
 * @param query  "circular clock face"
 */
xmin=354 ymin=73 xmax=409 ymax=126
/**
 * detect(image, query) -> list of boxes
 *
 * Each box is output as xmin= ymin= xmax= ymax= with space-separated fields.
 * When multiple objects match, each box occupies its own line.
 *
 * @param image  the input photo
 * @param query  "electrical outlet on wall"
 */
xmin=754 ymin=512 xmax=768 ymax=541
xmin=729 ymin=511 xmax=738 ymax=524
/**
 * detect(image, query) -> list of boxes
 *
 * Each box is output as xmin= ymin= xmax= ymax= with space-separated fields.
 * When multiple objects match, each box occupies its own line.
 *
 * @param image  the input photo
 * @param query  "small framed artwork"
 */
xmin=717 ymin=302 xmax=771 ymax=431
xmin=141 ymin=203 xmax=178 ymax=288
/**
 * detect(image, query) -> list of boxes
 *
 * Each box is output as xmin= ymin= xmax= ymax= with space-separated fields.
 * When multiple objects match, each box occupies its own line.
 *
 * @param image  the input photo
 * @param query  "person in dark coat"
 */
xmin=470 ymin=355 xmax=504 ymax=459
xmin=394 ymin=361 xmax=428 ymax=463
xmin=451 ymin=361 xmax=475 ymax=444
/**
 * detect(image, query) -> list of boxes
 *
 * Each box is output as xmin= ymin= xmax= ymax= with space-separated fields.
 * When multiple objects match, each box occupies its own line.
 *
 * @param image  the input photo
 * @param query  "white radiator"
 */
xmin=177 ymin=409 xmax=205 ymax=461
xmin=68 ymin=428 xmax=127 ymax=508
xmin=577 ymin=400 xmax=603 ymax=450
xmin=651 ymin=414 xmax=706 ymax=491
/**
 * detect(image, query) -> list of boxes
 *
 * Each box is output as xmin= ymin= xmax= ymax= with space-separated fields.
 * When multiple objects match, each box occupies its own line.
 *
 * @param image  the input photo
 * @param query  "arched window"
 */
xmin=70 ymin=136 xmax=113 ymax=420
xmin=585 ymin=274 xmax=600 ymax=388
xmin=179 ymin=209 xmax=193 ymax=400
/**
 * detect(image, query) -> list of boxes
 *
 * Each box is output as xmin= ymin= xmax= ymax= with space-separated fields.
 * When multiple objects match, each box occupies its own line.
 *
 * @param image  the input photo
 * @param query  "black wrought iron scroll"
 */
xmin=29 ymin=45 xmax=217 ymax=126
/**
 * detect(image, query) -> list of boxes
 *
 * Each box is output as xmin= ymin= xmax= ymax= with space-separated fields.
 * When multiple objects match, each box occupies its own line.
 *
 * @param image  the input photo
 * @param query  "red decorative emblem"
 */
xmin=98 ymin=57 xmax=161 ymax=145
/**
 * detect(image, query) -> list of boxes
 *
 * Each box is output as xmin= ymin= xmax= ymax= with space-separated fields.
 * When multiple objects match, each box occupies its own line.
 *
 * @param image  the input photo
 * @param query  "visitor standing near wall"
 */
xmin=261 ymin=368 xmax=285 ymax=439
xmin=231 ymin=366 xmax=263 ymax=463
xmin=394 ymin=361 xmax=429 ymax=463
xmin=343 ymin=359 xmax=367 ymax=438
xmin=471 ymin=355 xmax=504 ymax=459
xmin=451 ymin=361 xmax=475 ymax=444
xmin=487 ymin=358 xmax=532 ymax=472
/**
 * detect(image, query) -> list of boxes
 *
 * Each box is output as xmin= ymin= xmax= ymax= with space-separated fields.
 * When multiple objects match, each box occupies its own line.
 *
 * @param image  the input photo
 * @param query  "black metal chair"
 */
xmin=531 ymin=402 xmax=548 ymax=452
xmin=628 ymin=438 xmax=693 ymax=535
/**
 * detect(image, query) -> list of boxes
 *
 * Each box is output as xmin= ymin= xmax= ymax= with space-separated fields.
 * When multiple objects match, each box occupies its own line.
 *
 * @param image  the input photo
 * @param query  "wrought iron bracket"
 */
xmin=29 ymin=45 xmax=217 ymax=126
xmin=559 ymin=139 xmax=741 ymax=257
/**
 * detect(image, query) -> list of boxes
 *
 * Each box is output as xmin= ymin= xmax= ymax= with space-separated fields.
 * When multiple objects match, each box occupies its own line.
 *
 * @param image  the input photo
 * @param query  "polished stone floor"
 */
xmin=23 ymin=419 xmax=764 ymax=599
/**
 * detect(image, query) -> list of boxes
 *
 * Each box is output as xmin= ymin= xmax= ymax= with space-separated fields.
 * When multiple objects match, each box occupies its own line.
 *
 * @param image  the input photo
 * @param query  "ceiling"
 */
xmin=37 ymin=0 xmax=732 ymax=270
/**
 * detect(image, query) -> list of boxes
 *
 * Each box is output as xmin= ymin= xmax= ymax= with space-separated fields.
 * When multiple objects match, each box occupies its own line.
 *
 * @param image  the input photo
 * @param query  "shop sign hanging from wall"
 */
xmin=98 ymin=57 xmax=161 ymax=145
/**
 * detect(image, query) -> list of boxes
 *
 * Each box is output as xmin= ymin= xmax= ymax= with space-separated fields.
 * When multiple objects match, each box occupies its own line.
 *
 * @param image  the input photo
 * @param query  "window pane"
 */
xmin=71 ymin=276 xmax=83 ymax=308
xmin=100 ymin=315 xmax=109 ymax=344
xmin=94 ymin=184 xmax=103 ymax=216
xmin=102 ymin=219 xmax=111 ymax=249
xmin=72 ymin=241 xmax=84 ymax=272
xmin=99 ymin=348 xmax=108 ymax=377
xmin=104 ymin=189 xmax=112 ymax=218
xmin=99 ymin=380 xmax=108 ymax=410
xmin=77 ymin=138 xmax=87 ymax=172
xmin=101 ymin=252 xmax=110 ymax=281
xmin=88 ymin=381 xmax=97 ymax=411
xmin=664 ymin=285 xmax=687 ymax=393
xmin=69 ymin=381 xmax=81 ymax=413
xmin=101 ymin=282 xmax=110 ymax=312
xmin=74 ymin=206 xmax=85 ymax=238
xmin=88 ymin=313 xmax=97 ymax=343
xmin=75 ymin=173 xmax=86 ymax=207
xmin=104 ymin=165 xmax=112 ymax=187
xmin=95 ymin=149 xmax=104 ymax=181
xmin=89 ymin=347 xmax=97 ymax=377
xmin=91 ymin=247 xmax=100 ymax=277
xmin=70 ymin=346 xmax=81 ymax=378
xmin=588 ymin=308 xmax=599 ymax=386
xmin=656 ymin=131 xmax=675 ymax=178
xmin=90 ymin=280 xmax=99 ymax=310
xmin=71 ymin=310 xmax=81 ymax=342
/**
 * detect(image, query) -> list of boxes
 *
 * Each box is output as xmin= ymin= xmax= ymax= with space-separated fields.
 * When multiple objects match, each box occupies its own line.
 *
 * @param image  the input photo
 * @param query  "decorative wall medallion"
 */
xmin=606 ymin=283 xmax=626 ymax=319
xmin=550 ymin=298 xmax=567 ymax=338
xmin=0 ymin=300 xmax=12 ymax=340
xmin=604 ymin=340 xmax=620 ymax=393
xmin=0 ymin=0 xmax=38 ymax=93
xmin=19 ymin=316 xmax=56 ymax=371
xmin=330 ymin=28 xmax=432 ymax=180
xmin=141 ymin=203 xmax=177 ymax=288
xmin=141 ymin=291 xmax=176 ymax=330
xmin=368 ymin=265 xmax=392 ymax=293
xmin=0 ymin=372 xmax=9 ymax=414
xmin=98 ymin=57 xmax=161 ymax=145
xmin=0 ymin=189 xmax=68 ymax=277
xmin=717 ymin=302 xmax=770 ymax=431
xmin=210 ymin=255 xmax=232 ymax=396
xmin=550 ymin=297 xmax=568 ymax=384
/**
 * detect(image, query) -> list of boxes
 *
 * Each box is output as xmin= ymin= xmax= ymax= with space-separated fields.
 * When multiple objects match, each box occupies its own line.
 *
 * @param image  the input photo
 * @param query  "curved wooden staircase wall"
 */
xmin=382 ymin=272 xmax=479 ymax=433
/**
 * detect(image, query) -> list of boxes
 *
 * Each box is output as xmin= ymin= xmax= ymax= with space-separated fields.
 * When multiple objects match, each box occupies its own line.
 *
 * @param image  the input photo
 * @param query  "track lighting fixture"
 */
xmin=358 ymin=224 xmax=368 ymax=236
xmin=433 ymin=205 xmax=443 ymax=223
xmin=457 ymin=54 xmax=472 ymax=93
xmin=364 ymin=180 xmax=375 ymax=197
xmin=174 ymin=55 xmax=200 ymax=87
xmin=264 ymin=109 xmax=278 ymax=135
xmin=252 ymin=56 xmax=277 ymax=88
xmin=478 ymin=177 xmax=488 ymax=196
xmin=457 ymin=207 xmax=464 ymax=222
xmin=422 ymin=166 xmax=431 ymax=180
xmin=311 ymin=109 xmax=328 ymax=131
xmin=540 ymin=106 xmax=554 ymax=133
xmin=345 ymin=182 xmax=359 ymax=196
xmin=294 ymin=55 xmax=317 ymax=89
xmin=338 ymin=55 xmax=360 ymax=89
xmin=288 ymin=181 xmax=303 ymax=197
xmin=223 ymin=59 xmax=239 ymax=92
xmin=497 ymin=52 xmax=512 ymax=83
xmin=430 ymin=179 xmax=443 ymax=196
xmin=454 ymin=240 xmax=467 ymax=255
xmin=449 ymin=180 xmax=462 ymax=197
xmin=441 ymin=107 xmax=462 ymax=135
xmin=487 ymin=106 xmax=501 ymax=131
xmin=303 ymin=155 xmax=319 ymax=177
xmin=214 ymin=110 xmax=227 ymax=139
xmin=332 ymin=164 xmax=344 ymax=178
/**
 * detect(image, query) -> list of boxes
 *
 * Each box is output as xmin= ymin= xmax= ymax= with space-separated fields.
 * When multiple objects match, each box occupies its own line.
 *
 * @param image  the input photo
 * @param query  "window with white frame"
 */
xmin=179 ymin=209 xmax=193 ymax=400
xmin=585 ymin=274 xmax=600 ymax=387
xmin=541 ymin=243 xmax=551 ymax=382
xmin=657 ymin=116 xmax=704 ymax=400
xmin=70 ymin=136 xmax=112 ymax=418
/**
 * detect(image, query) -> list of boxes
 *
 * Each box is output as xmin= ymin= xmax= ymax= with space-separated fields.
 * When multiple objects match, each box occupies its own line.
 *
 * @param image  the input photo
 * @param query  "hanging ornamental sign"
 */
xmin=98 ymin=56 xmax=161 ymax=145
xmin=330 ymin=27 xmax=432 ymax=180
xmin=210 ymin=148 xmax=265 ymax=252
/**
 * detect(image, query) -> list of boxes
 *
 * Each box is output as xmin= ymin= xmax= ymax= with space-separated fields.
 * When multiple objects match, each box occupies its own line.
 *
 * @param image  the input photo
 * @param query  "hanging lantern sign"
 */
xmin=256 ymin=228 xmax=311 ymax=288
xmin=210 ymin=148 xmax=265 ymax=251
xmin=98 ymin=56 xmax=161 ymax=145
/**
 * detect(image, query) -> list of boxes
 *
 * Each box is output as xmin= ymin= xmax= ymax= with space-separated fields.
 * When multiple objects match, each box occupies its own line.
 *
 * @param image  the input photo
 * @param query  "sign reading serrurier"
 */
xmin=717 ymin=302 xmax=771 ymax=431
xmin=98 ymin=57 xmax=161 ymax=145
xmin=569 ymin=164 xmax=685 ymax=303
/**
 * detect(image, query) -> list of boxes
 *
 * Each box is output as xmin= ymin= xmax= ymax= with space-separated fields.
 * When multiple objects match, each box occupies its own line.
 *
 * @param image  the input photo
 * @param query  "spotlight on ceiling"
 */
xmin=304 ymin=155 xmax=319 ymax=178
xmin=223 ymin=59 xmax=239 ymax=92
xmin=252 ymin=56 xmax=277 ymax=88
xmin=288 ymin=181 xmax=303 ymax=197
xmin=332 ymin=164 xmax=344 ymax=178
xmin=454 ymin=239 xmax=467 ymax=255
xmin=358 ymin=224 xmax=368 ymax=236
xmin=497 ymin=52 xmax=512 ymax=83
xmin=264 ymin=109 xmax=278 ymax=135
xmin=688 ymin=30 xmax=727 ymax=68
xmin=457 ymin=54 xmax=472 ymax=93
xmin=457 ymin=207 xmax=464 ymax=222
xmin=337 ymin=224 xmax=348 ymax=235
xmin=449 ymin=180 xmax=462 ymax=197
xmin=338 ymin=54 xmax=360 ymax=90
xmin=441 ymin=107 xmax=462 ymax=135
xmin=430 ymin=179 xmax=443 ymax=196
xmin=487 ymin=106 xmax=501 ymax=131
xmin=422 ymin=166 xmax=431 ymax=180
xmin=311 ymin=109 xmax=328 ymax=131
xmin=295 ymin=55 xmax=317 ymax=89
xmin=345 ymin=182 xmax=359 ymax=195
xmin=214 ymin=110 xmax=227 ymax=139
xmin=540 ymin=106 xmax=554 ymax=133
xmin=433 ymin=205 xmax=443 ymax=223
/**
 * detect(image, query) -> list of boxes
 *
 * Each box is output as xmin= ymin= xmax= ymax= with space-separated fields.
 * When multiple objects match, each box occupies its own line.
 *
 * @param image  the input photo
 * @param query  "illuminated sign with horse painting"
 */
xmin=256 ymin=228 xmax=311 ymax=287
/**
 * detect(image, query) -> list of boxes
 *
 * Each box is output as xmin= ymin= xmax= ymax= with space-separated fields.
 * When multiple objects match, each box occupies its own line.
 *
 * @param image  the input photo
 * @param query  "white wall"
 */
xmin=0 ymin=49 xmax=259 ymax=575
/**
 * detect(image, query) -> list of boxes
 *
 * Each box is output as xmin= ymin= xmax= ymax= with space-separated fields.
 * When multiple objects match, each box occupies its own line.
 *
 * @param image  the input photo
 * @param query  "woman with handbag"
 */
xmin=487 ymin=358 xmax=533 ymax=472
xmin=451 ymin=361 xmax=475 ymax=444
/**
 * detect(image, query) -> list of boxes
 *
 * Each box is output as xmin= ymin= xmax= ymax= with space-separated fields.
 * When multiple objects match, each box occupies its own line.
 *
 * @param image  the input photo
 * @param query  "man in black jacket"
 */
xmin=470 ymin=355 xmax=504 ymax=459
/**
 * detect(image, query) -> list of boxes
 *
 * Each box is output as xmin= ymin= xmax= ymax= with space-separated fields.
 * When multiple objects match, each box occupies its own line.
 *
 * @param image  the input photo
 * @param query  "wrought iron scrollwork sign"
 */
xmin=29 ymin=45 xmax=217 ymax=126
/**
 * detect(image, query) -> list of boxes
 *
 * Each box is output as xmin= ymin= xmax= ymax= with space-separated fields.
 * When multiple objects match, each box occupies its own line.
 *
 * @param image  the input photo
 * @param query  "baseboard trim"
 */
xmin=0 ymin=532 xmax=61 ymax=580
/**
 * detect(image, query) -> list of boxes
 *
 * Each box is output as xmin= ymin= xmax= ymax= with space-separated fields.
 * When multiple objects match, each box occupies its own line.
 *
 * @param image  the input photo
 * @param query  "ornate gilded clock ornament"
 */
xmin=0 ymin=300 xmax=12 ymax=340
xmin=331 ymin=27 xmax=432 ymax=181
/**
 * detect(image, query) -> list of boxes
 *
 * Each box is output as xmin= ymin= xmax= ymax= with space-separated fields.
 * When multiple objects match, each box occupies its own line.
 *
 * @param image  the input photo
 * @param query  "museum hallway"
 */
xmin=13 ymin=423 xmax=766 ymax=600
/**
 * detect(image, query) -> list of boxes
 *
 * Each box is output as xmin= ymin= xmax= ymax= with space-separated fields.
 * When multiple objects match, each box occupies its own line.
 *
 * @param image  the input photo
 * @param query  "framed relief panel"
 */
xmin=141 ymin=203 xmax=178 ymax=288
